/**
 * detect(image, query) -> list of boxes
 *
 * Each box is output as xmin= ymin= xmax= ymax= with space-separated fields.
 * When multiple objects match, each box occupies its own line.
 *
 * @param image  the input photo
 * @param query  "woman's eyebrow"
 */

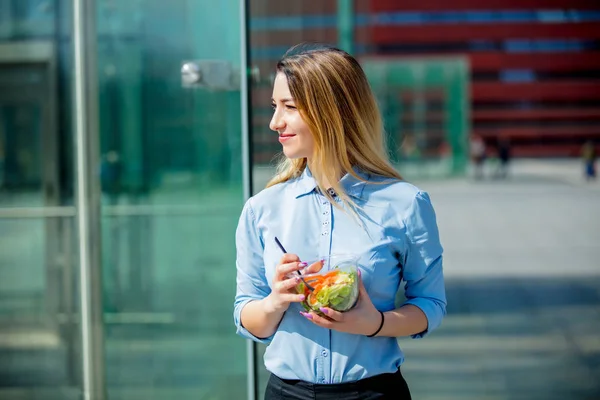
xmin=271 ymin=97 xmax=294 ymax=103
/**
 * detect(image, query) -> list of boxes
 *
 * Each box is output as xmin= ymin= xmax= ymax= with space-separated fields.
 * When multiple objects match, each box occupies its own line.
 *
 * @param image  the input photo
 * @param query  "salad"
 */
xmin=296 ymin=259 xmax=359 ymax=314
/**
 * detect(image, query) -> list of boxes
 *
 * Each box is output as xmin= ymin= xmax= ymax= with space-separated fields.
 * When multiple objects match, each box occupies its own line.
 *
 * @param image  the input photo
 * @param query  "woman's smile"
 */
xmin=278 ymin=133 xmax=296 ymax=143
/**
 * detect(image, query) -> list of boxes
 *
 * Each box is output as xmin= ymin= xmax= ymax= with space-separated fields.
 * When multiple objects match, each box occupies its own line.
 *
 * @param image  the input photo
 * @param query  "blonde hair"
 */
xmin=266 ymin=43 xmax=402 ymax=213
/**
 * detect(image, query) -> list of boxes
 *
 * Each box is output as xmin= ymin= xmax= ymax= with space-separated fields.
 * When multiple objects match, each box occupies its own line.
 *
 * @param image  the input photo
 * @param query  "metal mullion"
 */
xmin=73 ymin=0 xmax=106 ymax=398
xmin=240 ymin=1 xmax=258 ymax=400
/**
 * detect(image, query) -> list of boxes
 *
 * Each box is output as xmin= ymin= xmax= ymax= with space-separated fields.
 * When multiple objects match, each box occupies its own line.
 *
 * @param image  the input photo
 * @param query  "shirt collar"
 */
xmin=291 ymin=165 xmax=370 ymax=199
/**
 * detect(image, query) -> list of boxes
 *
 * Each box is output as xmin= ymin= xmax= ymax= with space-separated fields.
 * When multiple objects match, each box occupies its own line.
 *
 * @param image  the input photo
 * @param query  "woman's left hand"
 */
xmin=300 ymin=270 xmax=383 ymax=336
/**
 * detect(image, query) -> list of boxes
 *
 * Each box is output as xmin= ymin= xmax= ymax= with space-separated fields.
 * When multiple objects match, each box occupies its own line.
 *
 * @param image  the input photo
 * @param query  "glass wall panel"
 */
xmin=1 ymin=0 xmax=249 ymax=398
xmin=246 ymin=3 xmax=600 ymax=400
xmin=247 ymin=1 xmax=468 ymax=187
xmin=95 ymin=1 xmax=247 ymax=399
xmin=0 ymin=1 xmax=81 ymax=398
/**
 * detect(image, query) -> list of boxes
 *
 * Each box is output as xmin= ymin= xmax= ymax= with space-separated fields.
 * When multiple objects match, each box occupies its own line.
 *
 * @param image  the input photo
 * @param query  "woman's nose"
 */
xmin=269 ymin=109 xmax=285 ymax=132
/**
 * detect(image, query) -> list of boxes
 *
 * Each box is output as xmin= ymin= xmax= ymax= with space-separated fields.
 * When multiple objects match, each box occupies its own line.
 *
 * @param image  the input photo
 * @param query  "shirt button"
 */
xmin=321 ymin=350 xmax=328 ymax=357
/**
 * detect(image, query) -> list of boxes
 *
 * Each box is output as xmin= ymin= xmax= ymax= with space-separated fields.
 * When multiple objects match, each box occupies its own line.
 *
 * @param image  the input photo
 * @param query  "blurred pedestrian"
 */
xmin=100 ymin=150 xmax=122 ymax=203
xmin=494 ymin=136 xmax=511 ymax=179
xmin=581 ymin=140 xmax=596 ymax=181
xmin=400 ymin=133 xmax=420 ymax=161
xmin=470 ymin=134 xmax=486 ymax=180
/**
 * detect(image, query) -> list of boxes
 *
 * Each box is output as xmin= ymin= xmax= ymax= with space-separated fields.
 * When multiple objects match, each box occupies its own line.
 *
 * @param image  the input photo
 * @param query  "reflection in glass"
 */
xmin=0 ymin=216 xmax=81 ymax=400
xmin=96 ymin=1 xmax=246 ymax=398
xmin=0 ymin=1 xmax=80 ymax=398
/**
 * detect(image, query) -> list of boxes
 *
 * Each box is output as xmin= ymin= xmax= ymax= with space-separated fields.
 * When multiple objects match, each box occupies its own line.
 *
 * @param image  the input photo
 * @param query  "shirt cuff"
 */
xmin=234 ymin=298 xmax=274 ymax=344
xmin=402 ymin=297 xmax=446 ymax=339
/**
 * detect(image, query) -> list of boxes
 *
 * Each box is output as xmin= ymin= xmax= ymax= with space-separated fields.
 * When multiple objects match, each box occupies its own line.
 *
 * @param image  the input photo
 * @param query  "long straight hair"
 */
xmin=266 ymin=43 xmax=402 ymax=213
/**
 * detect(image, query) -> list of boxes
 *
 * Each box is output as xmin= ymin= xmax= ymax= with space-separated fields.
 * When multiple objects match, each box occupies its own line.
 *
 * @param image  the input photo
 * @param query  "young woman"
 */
xmin=234 ymin=43 xmax=446 ymax=399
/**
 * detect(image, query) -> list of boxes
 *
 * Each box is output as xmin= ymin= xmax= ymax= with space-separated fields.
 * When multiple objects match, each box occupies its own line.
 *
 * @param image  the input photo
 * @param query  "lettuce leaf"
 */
xmin=305 ymin=271 xmax=358 ymax=313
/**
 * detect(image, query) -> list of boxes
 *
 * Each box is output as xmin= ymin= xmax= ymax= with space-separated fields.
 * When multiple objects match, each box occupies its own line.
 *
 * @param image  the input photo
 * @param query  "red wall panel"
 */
xmin=472 ymin=81 xmax=600 ymax=102
xmin=370 ymin=0 xmax=600 ymax=12
xmin=469 ymin=52 xmax=600 ymax=72
xmin=372 ymin=22 xmax=600 ymax=44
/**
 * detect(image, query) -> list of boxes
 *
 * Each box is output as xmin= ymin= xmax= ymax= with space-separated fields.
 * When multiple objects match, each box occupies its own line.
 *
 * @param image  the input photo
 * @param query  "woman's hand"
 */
xmin=264 ymin=254 xmax=322 ymax=314
xmin=300 ymin=270 xmax=382 ymax=336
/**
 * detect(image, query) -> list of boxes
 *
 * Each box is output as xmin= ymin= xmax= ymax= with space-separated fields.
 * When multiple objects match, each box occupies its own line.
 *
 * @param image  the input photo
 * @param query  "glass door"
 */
xmin=94 ymin=1 xmax=248 ymax=399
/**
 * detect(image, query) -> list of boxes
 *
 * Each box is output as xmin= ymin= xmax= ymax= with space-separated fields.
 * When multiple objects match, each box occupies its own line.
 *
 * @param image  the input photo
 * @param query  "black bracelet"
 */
xmin=366 ymin=310 xmax=385 ymax=337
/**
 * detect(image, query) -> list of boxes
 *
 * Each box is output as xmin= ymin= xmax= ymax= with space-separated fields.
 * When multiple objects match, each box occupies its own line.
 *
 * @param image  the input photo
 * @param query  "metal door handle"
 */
xmin=181 ymin=62 xmax=203 ymax=85
xmin=181 ymin=60 xmax=237 ymax=90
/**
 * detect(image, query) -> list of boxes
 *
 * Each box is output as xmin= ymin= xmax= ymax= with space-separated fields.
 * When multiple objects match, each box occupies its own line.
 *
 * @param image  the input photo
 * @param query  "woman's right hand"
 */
xmin=265 ymin=253 xmax=322 ymax=314
xmin=265 ymin=253 xmax=306 ymax=314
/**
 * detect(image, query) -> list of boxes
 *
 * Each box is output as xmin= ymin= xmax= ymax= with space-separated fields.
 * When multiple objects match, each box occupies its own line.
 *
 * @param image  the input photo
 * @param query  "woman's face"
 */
xmin=270 ymin=72 xmax=315 ymax=160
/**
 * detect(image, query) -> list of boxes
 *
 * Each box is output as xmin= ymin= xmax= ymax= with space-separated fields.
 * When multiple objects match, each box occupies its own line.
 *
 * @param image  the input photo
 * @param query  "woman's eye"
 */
xmin=271 ymin=103 xmax=296 ymax=111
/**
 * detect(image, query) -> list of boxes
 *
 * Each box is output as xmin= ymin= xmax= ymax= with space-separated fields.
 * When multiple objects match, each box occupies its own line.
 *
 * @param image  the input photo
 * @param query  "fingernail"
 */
xmin=295 ymin=276 xmax=301 ymax=283
xmin=299 ymin=295 xmax=305 ymax=301
xmin=299 ymin=262 xmax=308 ymax=267
xmin=300 ymin=311 xmax=312 ymax=319
xmin=319 ymin=307 xmax=328 ymax=314
xmin=358 ymin=269 xmax=362 ymax=277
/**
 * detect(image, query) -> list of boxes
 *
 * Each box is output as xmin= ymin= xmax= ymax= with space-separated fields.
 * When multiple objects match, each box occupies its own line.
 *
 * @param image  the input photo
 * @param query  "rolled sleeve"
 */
xmin=233 ymin=200 xmax=274 ymax=344
xmin=401 ymin=191 xmax=447 ymax=339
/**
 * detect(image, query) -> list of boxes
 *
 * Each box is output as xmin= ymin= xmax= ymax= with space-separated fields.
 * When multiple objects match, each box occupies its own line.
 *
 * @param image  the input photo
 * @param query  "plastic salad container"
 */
xmin=296 ymin=254 xmax=360 ymax=314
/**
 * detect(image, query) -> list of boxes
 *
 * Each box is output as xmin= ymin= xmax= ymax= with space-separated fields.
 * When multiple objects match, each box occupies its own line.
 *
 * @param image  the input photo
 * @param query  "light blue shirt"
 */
xmin=234 ymin=167 xmax=446 ymax=384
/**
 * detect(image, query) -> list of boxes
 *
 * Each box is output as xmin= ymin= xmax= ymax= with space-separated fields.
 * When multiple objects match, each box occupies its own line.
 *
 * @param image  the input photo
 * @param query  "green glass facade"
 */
xmin=1 ymin=1 xmax=248 ymax=399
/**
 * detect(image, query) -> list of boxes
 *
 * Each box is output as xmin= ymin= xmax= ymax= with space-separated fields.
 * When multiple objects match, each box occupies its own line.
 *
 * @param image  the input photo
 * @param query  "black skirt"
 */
xmin=264 ymin=369 xmax=412 ymax=400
